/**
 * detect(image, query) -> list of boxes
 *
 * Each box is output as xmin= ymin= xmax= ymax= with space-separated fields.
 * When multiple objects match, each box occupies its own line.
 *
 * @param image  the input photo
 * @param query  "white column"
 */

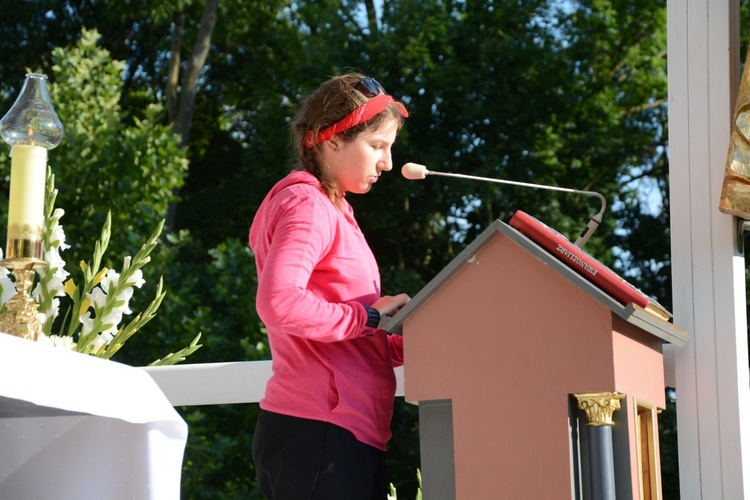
xmin=667 ymin=0 xmax=750 ymax=498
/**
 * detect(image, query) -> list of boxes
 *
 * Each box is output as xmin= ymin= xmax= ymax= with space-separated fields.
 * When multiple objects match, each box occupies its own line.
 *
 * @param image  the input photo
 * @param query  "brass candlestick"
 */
xmin=0 ymin=73 xmax=63 ymax=340
xmin=0 ymin=260 xmax=47 ymax=341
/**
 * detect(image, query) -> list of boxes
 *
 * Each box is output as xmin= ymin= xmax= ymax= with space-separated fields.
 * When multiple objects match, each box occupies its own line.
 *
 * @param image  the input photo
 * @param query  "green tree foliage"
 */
xmin=0 ymin=0 xmax=683 ymax=497
xmin=48 ymin=28 xmax=188 ymax=264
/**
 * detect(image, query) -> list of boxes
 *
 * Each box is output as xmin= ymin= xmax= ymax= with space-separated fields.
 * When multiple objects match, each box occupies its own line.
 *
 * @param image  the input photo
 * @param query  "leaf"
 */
xmin=148 ymin=333 xmax=203 ymax=366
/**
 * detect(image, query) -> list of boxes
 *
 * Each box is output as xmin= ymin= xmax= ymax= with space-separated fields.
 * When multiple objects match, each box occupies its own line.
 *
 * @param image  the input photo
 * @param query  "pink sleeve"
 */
xmin=388 ymin=333 xmax=404 ymax=367
xmin=255 ymin=194 xmax=369 ymax=342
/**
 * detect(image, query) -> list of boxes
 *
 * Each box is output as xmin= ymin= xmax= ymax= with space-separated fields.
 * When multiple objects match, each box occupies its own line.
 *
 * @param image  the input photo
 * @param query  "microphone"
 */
xmin=401 ymin=162 xmax=606 ymax=248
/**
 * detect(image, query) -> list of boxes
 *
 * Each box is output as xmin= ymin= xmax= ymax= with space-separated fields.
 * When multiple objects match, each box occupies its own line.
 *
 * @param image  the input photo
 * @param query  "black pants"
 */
xmin=252 ymin=410 xmax=388 ymax=500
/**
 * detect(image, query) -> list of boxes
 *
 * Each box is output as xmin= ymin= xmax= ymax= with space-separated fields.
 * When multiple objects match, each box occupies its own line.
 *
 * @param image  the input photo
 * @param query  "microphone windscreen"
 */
xmin=402 ymin=163 xmax=428 ymax=180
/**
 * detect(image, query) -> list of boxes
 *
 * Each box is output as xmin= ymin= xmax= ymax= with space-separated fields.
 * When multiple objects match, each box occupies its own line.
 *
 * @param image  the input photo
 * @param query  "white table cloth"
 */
xmin=0 ymin=333 xmax=187 ymax=499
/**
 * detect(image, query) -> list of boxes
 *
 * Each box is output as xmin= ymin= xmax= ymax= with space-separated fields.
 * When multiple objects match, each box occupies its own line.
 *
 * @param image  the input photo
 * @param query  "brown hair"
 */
xmin=290 ymin=72 xmax=406 ymax=205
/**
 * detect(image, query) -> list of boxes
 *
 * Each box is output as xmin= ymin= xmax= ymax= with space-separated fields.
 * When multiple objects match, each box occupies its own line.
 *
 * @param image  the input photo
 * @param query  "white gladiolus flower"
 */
xmin=0 ymin=271 xmax=15 ymax=306
xmin=44 ymin=248 xmax=63 ymax=269
xmin=47 ymin=298 xmax=60 ymax=320
xmin=90 ymin=331 xmax=114 ymax=352
xmin=101 ymin=308 xmax=125 ymax=332
xmin=80 ymin=311 xmax=94 ymax=336
xmin=50 ymin=211 xmax=70 ymax=251
xmin=38 ymin=333 xmax=76 ymax=350
xmin=88 ymin=287 xmax=108 ymax=309
xmin=100 ymin=269 xmax=120 ymax=293
xmin=116 ymin=286 xmax=135 ymax=308
xmin=128 ymin=269 xmax=145 ymax=288
xmin=0 ymin=249 xmax=16 ymax=306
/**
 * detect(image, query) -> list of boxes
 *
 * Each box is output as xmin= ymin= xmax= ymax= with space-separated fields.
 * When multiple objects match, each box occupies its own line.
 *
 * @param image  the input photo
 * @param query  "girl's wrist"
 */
xmin=365 ymin=306 xmax=381 ymax=329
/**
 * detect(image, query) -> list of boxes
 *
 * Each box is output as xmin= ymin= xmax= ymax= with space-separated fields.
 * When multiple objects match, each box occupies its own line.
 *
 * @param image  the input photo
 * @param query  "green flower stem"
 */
xmin=69 ymin=211 xmax=111 ymax=344
xmin=37 ymin=167 xmax=63 ymax=334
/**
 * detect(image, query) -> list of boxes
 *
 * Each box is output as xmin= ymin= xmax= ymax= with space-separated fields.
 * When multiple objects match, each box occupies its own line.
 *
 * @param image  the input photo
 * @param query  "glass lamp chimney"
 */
xmin=0 ymin=73 xmax=64 ymax=149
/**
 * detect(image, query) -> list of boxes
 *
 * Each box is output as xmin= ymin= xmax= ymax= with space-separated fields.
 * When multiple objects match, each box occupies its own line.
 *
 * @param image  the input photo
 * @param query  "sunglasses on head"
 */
xmin=355 ymin=77 xmax=386 ymax=98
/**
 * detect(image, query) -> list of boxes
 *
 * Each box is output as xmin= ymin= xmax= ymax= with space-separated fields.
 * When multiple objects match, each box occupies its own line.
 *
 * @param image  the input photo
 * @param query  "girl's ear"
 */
xmin=327 ymin=137 xmax=341 ymax=153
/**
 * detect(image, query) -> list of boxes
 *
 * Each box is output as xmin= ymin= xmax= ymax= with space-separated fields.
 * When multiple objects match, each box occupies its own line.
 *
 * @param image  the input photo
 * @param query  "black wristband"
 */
xmin=365 ymin=306 xmax=381 ymax=329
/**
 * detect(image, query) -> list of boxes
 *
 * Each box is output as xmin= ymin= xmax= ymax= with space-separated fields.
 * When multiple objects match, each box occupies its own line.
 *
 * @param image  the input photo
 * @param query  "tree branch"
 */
xmin=167 ymin=8 xmax=184 ymax=123
xmin=173 ymin=0 xmax=218 ymax=147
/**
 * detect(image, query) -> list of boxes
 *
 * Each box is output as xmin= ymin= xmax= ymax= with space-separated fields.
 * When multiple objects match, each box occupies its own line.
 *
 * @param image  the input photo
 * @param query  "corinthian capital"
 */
xmin=573 ymin=392 xmax=626 ymax=426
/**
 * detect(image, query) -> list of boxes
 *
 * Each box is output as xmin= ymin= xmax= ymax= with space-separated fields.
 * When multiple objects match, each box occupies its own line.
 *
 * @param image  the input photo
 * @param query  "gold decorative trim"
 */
xmin=7 ymin=223 xmax=43 ymax=240
xmin=573 ymin=392 xmax=626 ymax=426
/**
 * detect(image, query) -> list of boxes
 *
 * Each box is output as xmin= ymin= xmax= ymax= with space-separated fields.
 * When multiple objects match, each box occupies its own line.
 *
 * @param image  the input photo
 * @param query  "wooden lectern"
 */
xmin=383 ymin=213 xmax=687 ymax=500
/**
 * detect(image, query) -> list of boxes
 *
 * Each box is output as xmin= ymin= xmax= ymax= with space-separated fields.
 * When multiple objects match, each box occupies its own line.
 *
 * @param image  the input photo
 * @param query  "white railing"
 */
xmin=143 ymin=361 xmax=405 ymax=406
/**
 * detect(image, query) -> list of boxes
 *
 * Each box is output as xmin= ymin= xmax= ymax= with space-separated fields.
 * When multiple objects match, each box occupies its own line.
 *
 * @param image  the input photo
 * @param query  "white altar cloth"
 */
xmin=0 ymin=333 xmax=187 ymax=499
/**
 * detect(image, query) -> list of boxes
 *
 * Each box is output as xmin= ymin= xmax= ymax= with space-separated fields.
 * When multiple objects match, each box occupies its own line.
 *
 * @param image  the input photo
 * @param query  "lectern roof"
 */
xmin=382 ymin=219 xmax=687 ymax=347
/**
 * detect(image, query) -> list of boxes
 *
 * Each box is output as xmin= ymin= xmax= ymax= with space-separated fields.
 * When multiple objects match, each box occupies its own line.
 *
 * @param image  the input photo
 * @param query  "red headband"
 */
xmin=303 ymin=94 xmax=409 ymax=149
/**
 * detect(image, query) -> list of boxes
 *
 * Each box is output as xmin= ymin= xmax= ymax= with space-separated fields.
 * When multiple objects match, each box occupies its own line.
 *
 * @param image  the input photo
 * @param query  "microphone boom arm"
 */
xmin=424 ymin=170 xmax=606 ymax=248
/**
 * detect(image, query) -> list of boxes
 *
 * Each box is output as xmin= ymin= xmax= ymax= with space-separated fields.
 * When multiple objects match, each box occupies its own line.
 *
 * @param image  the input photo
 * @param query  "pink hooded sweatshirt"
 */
xmin=249 ymin=170 xmax=404 ymax=451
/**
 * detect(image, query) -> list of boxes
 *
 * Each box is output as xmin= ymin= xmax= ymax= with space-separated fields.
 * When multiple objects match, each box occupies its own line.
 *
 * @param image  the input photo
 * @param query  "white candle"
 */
xmin=7 ymin=144 xmax=47 ymax=235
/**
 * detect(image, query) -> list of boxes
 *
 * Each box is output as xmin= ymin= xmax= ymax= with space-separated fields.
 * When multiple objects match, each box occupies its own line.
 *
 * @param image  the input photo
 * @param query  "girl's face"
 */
xmin=323 ymin=118 xmax=400 ymax=194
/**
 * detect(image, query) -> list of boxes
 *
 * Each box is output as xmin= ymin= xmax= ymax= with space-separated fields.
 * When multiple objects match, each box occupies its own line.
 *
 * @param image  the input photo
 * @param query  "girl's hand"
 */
xmin=371 ymin=293 xmax=411 ymax=317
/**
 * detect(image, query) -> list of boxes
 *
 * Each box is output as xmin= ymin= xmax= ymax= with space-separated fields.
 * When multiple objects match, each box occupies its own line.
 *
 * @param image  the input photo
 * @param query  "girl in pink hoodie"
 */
xmin=249 ymin=73 xmax=411 ymax=499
